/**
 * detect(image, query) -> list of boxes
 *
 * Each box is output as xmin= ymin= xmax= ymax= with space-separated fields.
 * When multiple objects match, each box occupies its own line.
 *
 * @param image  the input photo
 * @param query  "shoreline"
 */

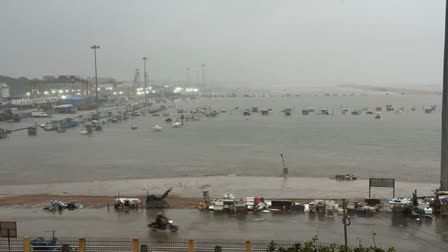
xmin=0 ymin=176 xmax=439 ymax=207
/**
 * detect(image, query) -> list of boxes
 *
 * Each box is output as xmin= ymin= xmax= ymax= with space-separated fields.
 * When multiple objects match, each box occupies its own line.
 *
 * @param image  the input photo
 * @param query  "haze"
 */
xmin=0 ymin=0 xmax=445 ymax=86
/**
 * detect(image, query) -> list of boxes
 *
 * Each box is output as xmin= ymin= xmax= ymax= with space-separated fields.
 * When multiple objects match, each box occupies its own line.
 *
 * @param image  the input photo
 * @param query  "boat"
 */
xmin=335 ymin=174 xmax=357 ymax=181
xmin=351 ymin=110 xmax=360 ymax=115
xmin=284 ymin=108 xmax=292 ymax=116
xmin=152 ymin=113 xmax=161 ymax=117
xmin=165 ymin=118 xmax=173 ymax=123
xmin=131 ymin=111 xmax=141 ymax=116
xmin=320 ymin=108 xmax=329 ymax=115
xmin=252 ymin=107 xmax=258 ymax=113
xmin=171 ymin=122 xmax=182 ymax=128
xmin=424 ymin=106 xmax=433 ymax=113
xmin=243 ymin=110 xmax=251 ymax=116
xmin=375 ymin=113 xmax=381 ymax=119
xmin=153 ymin=125 xmax=163 ymax=132
xmin=302 ymin=109 xmax=309 ymax=115
xmin=130 ymin=124 xmax=138 ymax=130
xmin=386 ymin=105 xmax=394 ymax=111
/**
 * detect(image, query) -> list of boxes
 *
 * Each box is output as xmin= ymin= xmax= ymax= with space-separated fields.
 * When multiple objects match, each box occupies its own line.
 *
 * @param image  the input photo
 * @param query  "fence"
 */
xmin=0 ymin=237 xmax=344 ymax=252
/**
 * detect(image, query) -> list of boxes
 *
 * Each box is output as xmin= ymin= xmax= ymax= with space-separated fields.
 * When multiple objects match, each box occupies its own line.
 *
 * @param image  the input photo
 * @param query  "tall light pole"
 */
xmin=441 ymin=0 xmax=448 ymax=190
xmin=201 ymin=64 xmax=206 ymax=93
xmin=142 ymin=57 xmax=148 ymax=107
xmin=186 ymin=68 xmax=190 ymax=88
xmin=91 ymin=45 xmax=100 ymax=115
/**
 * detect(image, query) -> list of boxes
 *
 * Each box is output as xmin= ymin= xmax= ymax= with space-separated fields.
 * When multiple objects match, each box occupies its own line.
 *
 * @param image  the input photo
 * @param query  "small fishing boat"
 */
xmin=130 ymin=124 xmax=138 ymax=130
xmin=335 ymin=174 xmax=357 ymax=181
xmin=152 ymin=125 xmax=163 ymax=132
xmin=171 ymin=122 xmax=182 ymax=128
xmin=243 ymin=110 xmax=251 ymax=116
xmin=165 ymin=118 xmax=173 ymax=123
xmin=375 ymin=113 xmax=381 ymax=119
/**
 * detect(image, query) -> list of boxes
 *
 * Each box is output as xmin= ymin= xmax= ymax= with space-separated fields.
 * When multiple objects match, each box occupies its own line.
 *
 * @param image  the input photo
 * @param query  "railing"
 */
xmin=0 ymin=237 xmax=346 ymax=252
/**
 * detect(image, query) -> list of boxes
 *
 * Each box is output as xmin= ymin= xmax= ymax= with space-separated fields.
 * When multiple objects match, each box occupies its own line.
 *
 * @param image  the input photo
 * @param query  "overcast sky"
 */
xmin=0 ymin=0 xmax=445 ymax=85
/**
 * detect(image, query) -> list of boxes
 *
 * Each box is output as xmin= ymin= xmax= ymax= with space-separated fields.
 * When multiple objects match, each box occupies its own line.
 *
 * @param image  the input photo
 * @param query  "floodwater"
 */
xmin=0 ymin=94 xmax=442 ymax=185
xmin=1 ymin=208 xmax=447 ymax=252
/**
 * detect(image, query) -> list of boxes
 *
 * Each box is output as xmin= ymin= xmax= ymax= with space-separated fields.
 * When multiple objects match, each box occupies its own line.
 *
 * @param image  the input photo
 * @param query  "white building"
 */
xmin=0 ymin=83 xmax=10 ymax=98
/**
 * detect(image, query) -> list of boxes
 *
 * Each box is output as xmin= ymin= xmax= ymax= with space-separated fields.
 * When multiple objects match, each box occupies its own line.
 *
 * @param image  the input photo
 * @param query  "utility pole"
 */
xmin=91 ymin=45 xmax=100 ymax=115
xmin=201 ymin=64 xmax=206 ymax=93
xmin=441 ymin=0 xmax=448 ymax=190
xmin=142 ymin=57 xmax=148 ymax=107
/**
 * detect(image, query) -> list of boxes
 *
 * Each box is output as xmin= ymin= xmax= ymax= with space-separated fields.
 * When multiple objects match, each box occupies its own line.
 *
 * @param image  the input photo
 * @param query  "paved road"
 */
xmin=2 ymin=208 xmax=447 ymax=252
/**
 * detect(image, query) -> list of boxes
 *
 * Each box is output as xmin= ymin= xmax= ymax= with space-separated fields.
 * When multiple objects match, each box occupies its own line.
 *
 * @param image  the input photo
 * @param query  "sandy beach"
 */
xmin=0 ymin=176 xmax=438 ymax=208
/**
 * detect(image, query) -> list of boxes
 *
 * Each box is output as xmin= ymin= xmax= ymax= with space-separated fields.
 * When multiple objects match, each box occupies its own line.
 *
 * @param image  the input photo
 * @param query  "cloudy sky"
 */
xmin=0 ymin=0 xmax=445 ymax=85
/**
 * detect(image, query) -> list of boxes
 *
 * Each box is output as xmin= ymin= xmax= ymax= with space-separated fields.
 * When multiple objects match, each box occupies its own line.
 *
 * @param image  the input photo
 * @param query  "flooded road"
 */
xmin=1 ymin=208 xmax=447 ymax=252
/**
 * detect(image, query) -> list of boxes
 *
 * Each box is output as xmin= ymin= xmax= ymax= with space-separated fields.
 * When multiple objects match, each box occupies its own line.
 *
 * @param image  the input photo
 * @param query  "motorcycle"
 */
xmin=148 ymin=220 xmax=179 ymax=232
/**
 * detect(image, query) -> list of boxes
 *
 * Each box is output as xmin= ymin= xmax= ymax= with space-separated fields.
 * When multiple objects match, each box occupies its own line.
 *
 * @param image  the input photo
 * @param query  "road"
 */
xmin=1 ymin=208 xmax=447 ymax=252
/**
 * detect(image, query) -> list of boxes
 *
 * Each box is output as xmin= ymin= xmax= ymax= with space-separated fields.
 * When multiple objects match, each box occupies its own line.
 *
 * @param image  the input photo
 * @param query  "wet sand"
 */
xmin=0 ymin=176 xmax=438 ymax=208
xmin=0 ymin=195 xmax=200 ymax=209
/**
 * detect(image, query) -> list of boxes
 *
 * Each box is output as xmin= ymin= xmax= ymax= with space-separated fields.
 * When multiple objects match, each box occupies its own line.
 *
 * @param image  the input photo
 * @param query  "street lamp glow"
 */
xmin=58 ymin=90 xmax=64 ymax=94
xmin=119 ymin=91 xmax=123 ymax=95
xmin=44 ymin=91 xmax=49 ymax=95
xmin=61 ymin=95 xmax=67 ymax=99
xmin=26 ymin=92 xmax=30 ymax=96
xmin=113 ymin=92 xmax=117 ymax=95
xmin=151 ymin=90 xmax=156 ymax=94
xmin=51 ymin=90 xmax=56 ymax=94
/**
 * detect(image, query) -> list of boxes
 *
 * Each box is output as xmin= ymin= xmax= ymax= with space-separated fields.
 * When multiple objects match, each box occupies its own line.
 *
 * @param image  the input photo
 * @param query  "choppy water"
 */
xmin=0 ymin=94 xmax=442 ymax=185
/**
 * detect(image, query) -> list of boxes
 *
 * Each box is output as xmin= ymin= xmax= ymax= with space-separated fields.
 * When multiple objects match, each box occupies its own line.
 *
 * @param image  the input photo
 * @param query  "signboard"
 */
xmin=369 ymin=178 xmax=395 ymax=198
xmin=369 ymin=178 xmax=395 ymax=188
xmin=0 ymin=221 xmax=17 ymax=238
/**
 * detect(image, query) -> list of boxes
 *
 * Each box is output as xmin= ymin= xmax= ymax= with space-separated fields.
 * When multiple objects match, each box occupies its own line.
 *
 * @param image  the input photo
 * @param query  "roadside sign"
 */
xmin=0 ymin=221 xmax=17 ymax=238
xmin=369 ymin=178 xmax=395 ymax=198
xmin=0 ymin=221 xmax=17 ymax=252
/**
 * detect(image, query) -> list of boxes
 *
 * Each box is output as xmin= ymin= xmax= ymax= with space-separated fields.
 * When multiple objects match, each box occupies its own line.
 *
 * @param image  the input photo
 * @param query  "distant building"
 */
xmin=0 ymin=83 xmax=10 ymax=98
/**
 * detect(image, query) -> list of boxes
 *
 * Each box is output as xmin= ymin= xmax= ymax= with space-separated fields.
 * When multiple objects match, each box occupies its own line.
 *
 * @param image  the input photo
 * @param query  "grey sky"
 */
xmin=0 ymin=0 xmax=445 ymax=85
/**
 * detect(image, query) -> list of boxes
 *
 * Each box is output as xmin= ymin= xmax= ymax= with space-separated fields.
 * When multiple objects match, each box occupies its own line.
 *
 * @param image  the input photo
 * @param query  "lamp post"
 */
xmin=91 ymin=45 xmax=100 ymax=115
xmin=142 ymin=57 xmax=148 ymax=107
xmin=201 ymin=64 xmax=206 ymax=93
xmin=186 ymin=68 xmax=190 ymax=88
xmin=441 ymin=0 xmax=448 ymax=190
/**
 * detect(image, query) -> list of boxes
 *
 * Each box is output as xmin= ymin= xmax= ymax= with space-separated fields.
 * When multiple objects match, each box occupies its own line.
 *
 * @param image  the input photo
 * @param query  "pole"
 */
xmin=143 ymin=57 xmax=148 ymax=107
xmin=201 ymin=64 xmax=206 ymax=93
xmin=441 ymin=0 xmax=448 ymax=190
xmin=342 ymin=199 xmax=349 ymax=251
xmin=71 ymin=79 xmax=75 ymax=96
xmin=7 ymin=229 xmax=10 ymax=252
xmin=186 ymin=68 xmax=190 ymax=88
xmin=91 ymin=45 xmax=100 ymax=115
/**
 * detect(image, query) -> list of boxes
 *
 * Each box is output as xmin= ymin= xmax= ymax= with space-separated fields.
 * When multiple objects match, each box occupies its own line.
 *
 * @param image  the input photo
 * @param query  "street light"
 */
xmin=201 ymin=64 xmax=206 ymax=93
xmin=186 ymin=68 xmax=190 ymax=88
xmin=91 ymin=45 xmax=100 ymax=115
xmin=142 ymin=57 xmax=148 ymax=107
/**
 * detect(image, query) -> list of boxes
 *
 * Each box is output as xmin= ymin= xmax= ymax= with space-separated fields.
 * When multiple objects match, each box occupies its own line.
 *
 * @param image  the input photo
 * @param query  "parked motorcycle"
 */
xmin=148 ymin=220 xmax=179 ymax=232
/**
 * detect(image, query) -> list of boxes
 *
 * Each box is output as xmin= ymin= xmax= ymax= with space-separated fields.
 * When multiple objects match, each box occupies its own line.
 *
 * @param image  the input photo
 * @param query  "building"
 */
xmin=0 ymin=83 xmax=10 ymax=98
